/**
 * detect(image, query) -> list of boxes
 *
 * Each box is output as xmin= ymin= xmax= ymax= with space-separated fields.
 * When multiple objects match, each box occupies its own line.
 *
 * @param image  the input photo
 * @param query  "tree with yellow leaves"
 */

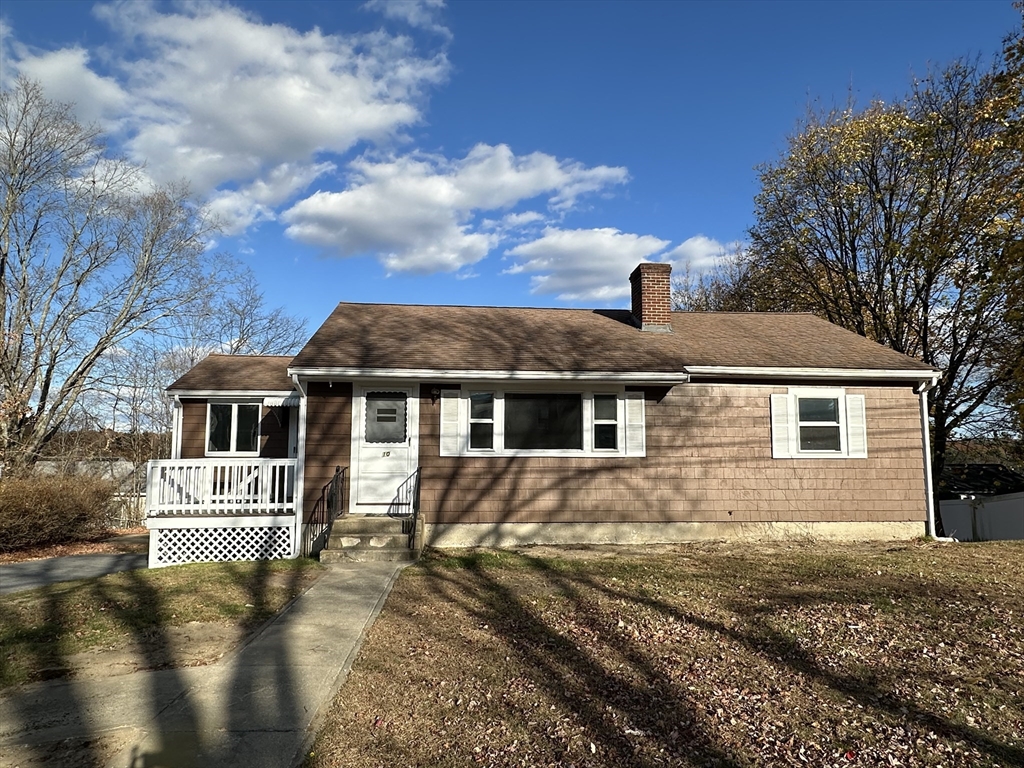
xmin=719 ymin=15 xmax=1023 ymax=529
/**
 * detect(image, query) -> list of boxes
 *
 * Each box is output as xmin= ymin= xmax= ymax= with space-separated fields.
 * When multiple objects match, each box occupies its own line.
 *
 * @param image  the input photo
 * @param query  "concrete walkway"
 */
xmin=0 ymin=553 xmax=149 ymax=594
xmin=0 ymin=561 xmax=404 ymax=768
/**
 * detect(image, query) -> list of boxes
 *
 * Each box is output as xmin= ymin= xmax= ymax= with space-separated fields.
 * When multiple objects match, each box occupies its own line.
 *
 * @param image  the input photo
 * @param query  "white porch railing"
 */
xmin=146 ymin=458 xmax=298 ymax=517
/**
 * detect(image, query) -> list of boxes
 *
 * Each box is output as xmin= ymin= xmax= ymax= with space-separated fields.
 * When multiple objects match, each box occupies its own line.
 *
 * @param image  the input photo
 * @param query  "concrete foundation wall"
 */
xmin=425 ymin=520 xmax=925 ymax=548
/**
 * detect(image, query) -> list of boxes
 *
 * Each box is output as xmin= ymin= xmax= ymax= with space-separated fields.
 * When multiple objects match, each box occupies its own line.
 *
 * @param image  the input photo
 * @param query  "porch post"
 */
xmin=292 ymin=375 xmax=308 ymax=558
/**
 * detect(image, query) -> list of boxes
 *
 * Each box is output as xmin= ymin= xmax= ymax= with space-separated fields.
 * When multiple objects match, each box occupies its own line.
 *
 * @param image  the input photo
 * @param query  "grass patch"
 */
xmin=309 ymin=541 xmax=1024 ymax=768
xmin=0 ymin=558 xmax=324 ymax=689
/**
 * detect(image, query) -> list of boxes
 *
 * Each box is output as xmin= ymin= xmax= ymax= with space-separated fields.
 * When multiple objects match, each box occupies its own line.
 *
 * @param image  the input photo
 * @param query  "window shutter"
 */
xmin=624 ymin=391 xmax=646 ymax=457
xmin=770 ymin=394 xmax=793 ymax=458
xmin=439 ymin=389 xmax=461 ymax=456
xmin=846 ymin=394 xmax=868 ymax=458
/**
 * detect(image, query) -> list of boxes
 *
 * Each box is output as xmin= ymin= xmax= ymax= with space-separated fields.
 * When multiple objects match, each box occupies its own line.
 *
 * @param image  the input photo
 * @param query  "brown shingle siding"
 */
xmin=416 ymin=383 xmax=926 ymax=526
xmin=178 ymin=399 xmax=289 ymax=459
xmin=301 ymin=382 xmax=352 ymax=522
xmin=180 ymin=399 xmax=207 ymax=459
xmin=259 ymin=407 xmax=290 ymax=458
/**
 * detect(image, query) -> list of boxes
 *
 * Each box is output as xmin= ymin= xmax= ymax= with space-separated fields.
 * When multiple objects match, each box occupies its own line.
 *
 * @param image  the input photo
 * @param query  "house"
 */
xmin=145 ymin=263 xmax=941 ymax=567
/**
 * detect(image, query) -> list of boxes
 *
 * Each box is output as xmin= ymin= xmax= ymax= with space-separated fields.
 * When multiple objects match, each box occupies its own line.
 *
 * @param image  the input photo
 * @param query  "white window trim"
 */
xmin=442 ymin=386 xmax=643 ymax=458
xmin=206 ymin=401 xmax=262 ymax=457
xmin=771 ymin=388 xmax=867 ymax=459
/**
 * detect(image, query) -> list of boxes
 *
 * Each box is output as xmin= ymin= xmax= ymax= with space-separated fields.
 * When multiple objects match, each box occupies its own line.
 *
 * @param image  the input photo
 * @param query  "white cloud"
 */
xmin=6 ymin=46 xmax=129 ymax=127
xmin=2 ymin=2 xmax=734 ymax=302
xmin=207 ymin=161 xmax=337 ymax=235
xmin=282 ymin=144 xmax=627 ymax=274
xmin=364 ymin=0 xmax=451 ymax=38
xmin=663 ymin=235 xmax=738 ymax=272
xmin=505 ymin=228 xmax=671 ymax=302
xmin=6 ymin=0 xmax=448 ymax=219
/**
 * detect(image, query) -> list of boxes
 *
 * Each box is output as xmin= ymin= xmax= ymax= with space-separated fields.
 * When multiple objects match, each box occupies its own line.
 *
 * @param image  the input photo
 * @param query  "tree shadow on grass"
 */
xmin=0 ymin=559 xmax=309 ymax=768
xmin=410 ymin=550 xmax=1024 ymax=767
xmin=0 ymin=583 xmax=107 ymax=767
xmin=415 ymin=554 xmax=744 ymax=767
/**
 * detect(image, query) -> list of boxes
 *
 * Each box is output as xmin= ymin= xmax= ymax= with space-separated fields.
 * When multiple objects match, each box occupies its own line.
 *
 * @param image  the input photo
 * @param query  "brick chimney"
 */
xmin=629 ymin=262 xmax=673 ymax=332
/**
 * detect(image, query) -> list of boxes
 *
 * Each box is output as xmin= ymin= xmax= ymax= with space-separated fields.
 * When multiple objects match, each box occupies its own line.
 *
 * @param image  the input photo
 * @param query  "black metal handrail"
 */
xmin=302 ymin=465 xmax=347 ymax=557
xmin=386 ymin=467 xmax=420 ymax=519
xmin=387 ymin=467 xmax=423 ymax=555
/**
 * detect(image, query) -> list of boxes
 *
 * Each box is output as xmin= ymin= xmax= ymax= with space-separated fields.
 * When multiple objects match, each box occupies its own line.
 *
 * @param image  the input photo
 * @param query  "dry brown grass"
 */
xmin=308 ymin=540 xmax=1024 ymax=768
xmin=0 ymin=558 xmax=324 ymax=689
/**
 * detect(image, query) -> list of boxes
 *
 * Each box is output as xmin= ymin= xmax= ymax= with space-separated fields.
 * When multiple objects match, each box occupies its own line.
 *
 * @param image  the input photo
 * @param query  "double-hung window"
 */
xmin=207 ymin=402 xmax=261 ymax=456
xmin=770 ymin=388 xmax=867 ymax=459
xmin=593 ymin=394 xmax=619 ymax=450
xmin=440 ymin=388 xmax=644 ymax=457
xmin=469 ymin=392 xmax=495 ymax=449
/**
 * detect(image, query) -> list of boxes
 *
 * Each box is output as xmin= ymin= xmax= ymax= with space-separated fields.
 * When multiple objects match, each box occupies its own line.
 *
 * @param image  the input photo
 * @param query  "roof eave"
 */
xmin=164 ymin=388 xmax=297 ymax=398
xmin=287 ymin=366 xmax=688 ymax=385
xmin=684 ymin=365 xmax=941 ymax=387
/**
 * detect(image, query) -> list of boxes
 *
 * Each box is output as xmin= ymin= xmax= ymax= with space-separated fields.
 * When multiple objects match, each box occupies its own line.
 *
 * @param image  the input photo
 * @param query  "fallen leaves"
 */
xmin=308 ymin=541 xmax=1024 ymax=768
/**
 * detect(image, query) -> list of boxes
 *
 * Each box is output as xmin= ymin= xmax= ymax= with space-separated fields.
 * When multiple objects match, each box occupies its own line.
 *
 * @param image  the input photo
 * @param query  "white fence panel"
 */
xmin=940 ymin=492 xmax=1024 ymax=542
xmin=146 ymin=458 xmax=297 ymax=516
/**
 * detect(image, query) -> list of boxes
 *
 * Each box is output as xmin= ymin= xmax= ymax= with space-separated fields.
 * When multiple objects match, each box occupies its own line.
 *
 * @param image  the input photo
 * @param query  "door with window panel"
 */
xmin=353 ymin=387 xmax=419 ymax=513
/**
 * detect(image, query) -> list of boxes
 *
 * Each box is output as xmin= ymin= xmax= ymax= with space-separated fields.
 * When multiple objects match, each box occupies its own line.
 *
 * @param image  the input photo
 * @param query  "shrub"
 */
xmin=0 ymin=476 xmax=117 ymax=553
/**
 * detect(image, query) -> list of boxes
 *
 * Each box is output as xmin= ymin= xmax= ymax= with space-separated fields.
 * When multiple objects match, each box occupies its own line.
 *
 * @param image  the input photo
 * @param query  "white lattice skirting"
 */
xmin=148 ymin=520 xmax=295 ymax=567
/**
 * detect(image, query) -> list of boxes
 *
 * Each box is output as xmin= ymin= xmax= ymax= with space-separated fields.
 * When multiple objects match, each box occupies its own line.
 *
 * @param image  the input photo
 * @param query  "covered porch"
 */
xmin=145 ymin=458 xmax=299 ymax=567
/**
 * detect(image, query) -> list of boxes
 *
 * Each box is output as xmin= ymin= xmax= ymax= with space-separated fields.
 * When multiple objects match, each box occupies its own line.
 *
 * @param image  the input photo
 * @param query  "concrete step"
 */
xmin=330 ymin=516 xmax=409 ymax=535
xmin=322 ymin=515 xmax=418 ymax=562
xmin=320 ymin=547 xmax=417 ymax=563
xmin=327 ymin=532 xmax=408 ymax=550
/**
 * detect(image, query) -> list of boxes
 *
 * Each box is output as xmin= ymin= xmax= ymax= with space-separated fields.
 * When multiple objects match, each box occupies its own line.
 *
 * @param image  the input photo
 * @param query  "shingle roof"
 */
xmin=290 ymin=306 xmax=685 ymax=373
xmin=288 ymin=303 xmax=935 ymax=374
xmin=169 ymin=305 xmax=936 ymax=392
xmin=670 ymin=312 xmax=934 ymax=370
xmin=168 ymin=355 xmax=295 ymax=392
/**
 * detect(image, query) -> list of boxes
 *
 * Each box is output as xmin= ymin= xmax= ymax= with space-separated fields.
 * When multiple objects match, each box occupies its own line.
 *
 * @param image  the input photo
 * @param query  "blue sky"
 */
xmin=1 ymin=0 xmax=1019 ymax=329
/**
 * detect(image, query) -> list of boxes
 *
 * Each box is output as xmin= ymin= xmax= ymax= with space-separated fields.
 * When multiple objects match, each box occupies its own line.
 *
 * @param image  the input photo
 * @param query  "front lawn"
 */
xmin=0 ymin=558 xmax=324 ymax=689
xmin=309 ymin=541 xmax=1023 ymax=768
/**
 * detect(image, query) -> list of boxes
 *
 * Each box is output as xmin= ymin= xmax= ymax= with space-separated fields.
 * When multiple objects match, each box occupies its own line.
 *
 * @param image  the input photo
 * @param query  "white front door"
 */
xmin=351 ymin=386 xmax=419 ymax=515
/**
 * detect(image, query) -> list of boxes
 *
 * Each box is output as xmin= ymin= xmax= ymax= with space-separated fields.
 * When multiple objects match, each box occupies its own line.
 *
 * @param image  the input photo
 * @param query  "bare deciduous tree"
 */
xmin=87 ymin=258 xmax=309 ymax=465
xmin=1 ymin=79 xmax=216 ymax=471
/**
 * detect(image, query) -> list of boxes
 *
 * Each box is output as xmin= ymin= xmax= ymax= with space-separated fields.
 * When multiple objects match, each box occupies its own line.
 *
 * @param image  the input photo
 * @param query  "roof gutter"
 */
xmin=287 ymin=366 xmax=688 ymax=385
xmin=685 ymin=366 xmax=941 ymax=386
